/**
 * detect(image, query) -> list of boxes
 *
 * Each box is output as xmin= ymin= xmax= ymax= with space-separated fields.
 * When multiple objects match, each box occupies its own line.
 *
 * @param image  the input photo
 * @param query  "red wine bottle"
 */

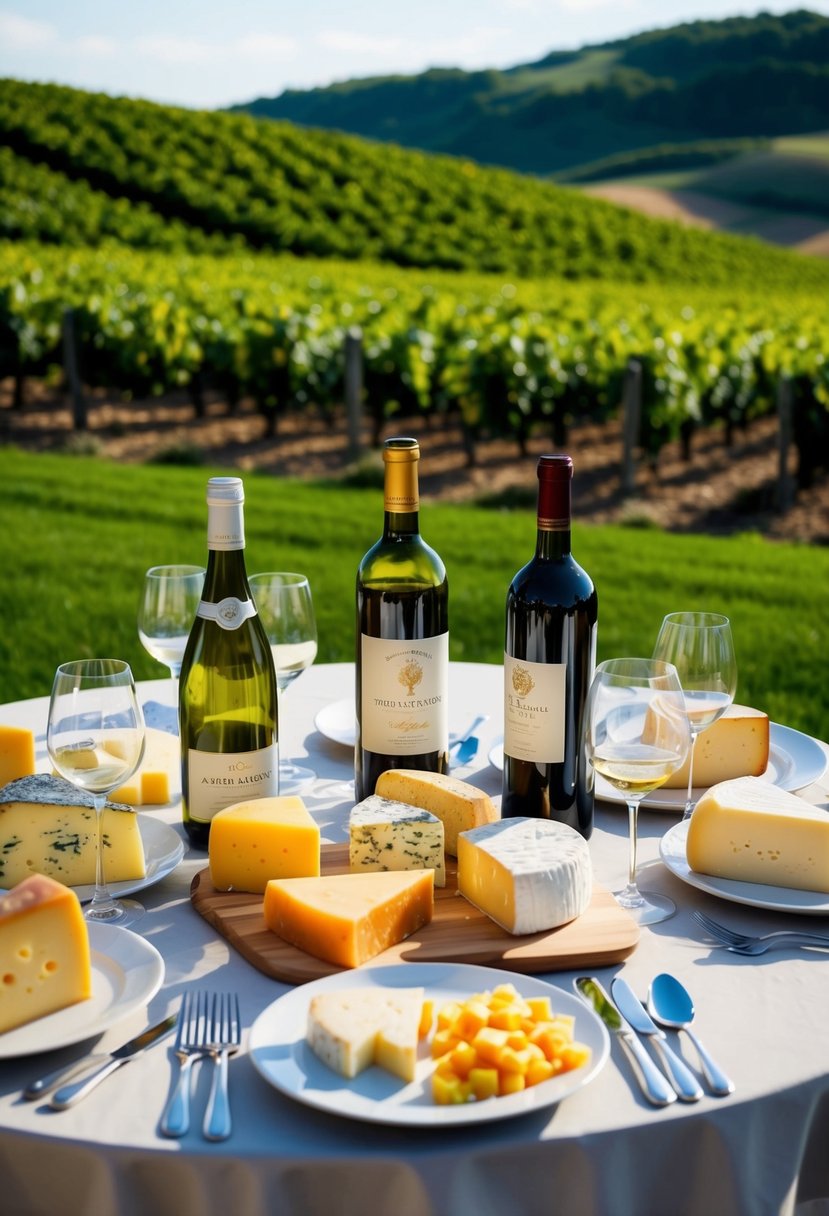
xmin=502 ymin=455 xmax=597 ymax=837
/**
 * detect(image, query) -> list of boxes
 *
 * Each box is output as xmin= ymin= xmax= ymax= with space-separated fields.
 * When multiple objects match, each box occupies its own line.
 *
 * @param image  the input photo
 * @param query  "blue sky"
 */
xmin=2 ymin=1 xmax=827 ymax=110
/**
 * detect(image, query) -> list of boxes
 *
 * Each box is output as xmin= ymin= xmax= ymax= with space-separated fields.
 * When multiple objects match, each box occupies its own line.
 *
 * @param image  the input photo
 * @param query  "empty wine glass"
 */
xmin=584 ymin=658 xmax=691 ymax=925
xmin=249 ymin=572 xmax=318 ymax=794
xmin=652 ymin=611 xmax=737 ymax=819
xmin=138 ymin=564 xmax=205 ymax=691
xmin=47 ymin=659 xmax=146 ymax=926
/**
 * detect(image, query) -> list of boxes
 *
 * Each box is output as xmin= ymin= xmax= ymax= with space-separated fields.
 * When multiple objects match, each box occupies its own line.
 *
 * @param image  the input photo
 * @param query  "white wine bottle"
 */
xmin=355 ymin=437 xmax=449 ymax=801
xmin=179 ymin=476 xmax=278 ymax=848
xmin=502 ymin=454 xmax=597 ymax=837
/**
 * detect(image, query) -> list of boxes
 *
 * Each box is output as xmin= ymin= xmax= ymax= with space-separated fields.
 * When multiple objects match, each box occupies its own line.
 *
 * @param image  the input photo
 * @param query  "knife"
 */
xmin=574 ymin=977 xmax=676 ymax=1107
xmin=611 ymin=978 xmax=703 ymax=1103
xmin=24 ymin=1013 xmax=177 ymax=1108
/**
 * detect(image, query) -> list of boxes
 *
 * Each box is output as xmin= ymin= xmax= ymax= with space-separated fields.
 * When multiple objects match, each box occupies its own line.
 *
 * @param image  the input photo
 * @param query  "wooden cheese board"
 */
xmin=190 ymin=844 xmax=639 ymax=984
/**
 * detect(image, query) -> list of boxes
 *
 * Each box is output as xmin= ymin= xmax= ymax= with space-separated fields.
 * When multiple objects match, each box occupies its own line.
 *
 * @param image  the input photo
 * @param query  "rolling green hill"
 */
xmin=235 ymin=10 xmax=829 ymax=178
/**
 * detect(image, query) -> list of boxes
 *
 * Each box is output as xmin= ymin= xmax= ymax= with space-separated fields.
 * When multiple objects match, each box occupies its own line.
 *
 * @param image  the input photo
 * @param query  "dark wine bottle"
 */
xmin=502 ymin=454 xmax=597 ymax=837
xmin=355 ymin=437 xmax=449 ymax=802
xmin=179 ymin=477 xmax=279 ymax=849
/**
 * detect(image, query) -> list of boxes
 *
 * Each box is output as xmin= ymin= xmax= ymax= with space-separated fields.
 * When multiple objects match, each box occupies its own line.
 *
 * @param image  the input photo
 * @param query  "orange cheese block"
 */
xmin=209 ymin=796 xmax=320 ymax=894
xmin=0 ymin=725 xmax=36 ymax=787
xmin=0 ymin=874 xmax=92 ymax=1033
xmin=263 ymin=869 xmax=434 ymax=968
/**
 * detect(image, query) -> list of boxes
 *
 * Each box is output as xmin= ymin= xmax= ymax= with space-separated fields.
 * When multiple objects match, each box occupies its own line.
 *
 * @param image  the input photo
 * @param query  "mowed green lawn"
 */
xmin=1 ymin=447 xmax=826 ymax=738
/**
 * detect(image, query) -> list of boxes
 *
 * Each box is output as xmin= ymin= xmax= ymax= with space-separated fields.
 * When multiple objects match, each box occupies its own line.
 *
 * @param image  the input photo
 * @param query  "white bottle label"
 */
xmin=187 ymin=745 xmax=278 ymax=823
xmin=503 ymin=653 xmax=566 ymax=764
xmin=360 ymin=632 xmax=448 ymax=755
xmin=196 ymin=597 xmax=257 ymax=630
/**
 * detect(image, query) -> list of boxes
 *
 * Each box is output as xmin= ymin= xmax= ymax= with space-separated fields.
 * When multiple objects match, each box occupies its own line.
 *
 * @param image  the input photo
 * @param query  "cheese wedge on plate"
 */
xmin=0 ymin=874 xmax=92 ymax=1033
xmin=686 ymin=776 xmax=829 ymax=892
xmin=306 ymin=986 xmax=425 ymax=1080
xmin=374 ymin=769 xmax=498 ymax=856
xmin=655 ymin=704 xmax=769 ymax=789
xmin=0 ymin=774 xmax=145 ymax=888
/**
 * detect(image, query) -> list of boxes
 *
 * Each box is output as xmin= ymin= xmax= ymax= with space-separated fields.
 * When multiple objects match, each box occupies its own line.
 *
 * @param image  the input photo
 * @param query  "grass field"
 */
xmin=2 ymin=447 xmax=826 ymax=738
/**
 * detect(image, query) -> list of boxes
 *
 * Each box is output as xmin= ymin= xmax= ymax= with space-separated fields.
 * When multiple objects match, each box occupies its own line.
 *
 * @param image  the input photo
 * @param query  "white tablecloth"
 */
xmin=1 ymin=663 xmax=828 ymax=1216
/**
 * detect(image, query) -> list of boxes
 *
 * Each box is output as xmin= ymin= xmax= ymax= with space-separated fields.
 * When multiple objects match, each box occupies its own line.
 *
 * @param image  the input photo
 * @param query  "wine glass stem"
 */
xmin=617 ymin=798 xmax=645 ymax=909
xmin=683 ymin=733 xmax=699 ymax=821
xmin=87 ymin=794 xmax=118 ymax=920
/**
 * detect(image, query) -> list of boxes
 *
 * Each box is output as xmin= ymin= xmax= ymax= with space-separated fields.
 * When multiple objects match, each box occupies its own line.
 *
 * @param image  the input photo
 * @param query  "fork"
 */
xmin=160 ymin=990 xmax=209 ymax=1138
xmin=693 ymin=910 xmax=829 ymax=955
xmin=202 ymin=993 xmax=242 ymax=1142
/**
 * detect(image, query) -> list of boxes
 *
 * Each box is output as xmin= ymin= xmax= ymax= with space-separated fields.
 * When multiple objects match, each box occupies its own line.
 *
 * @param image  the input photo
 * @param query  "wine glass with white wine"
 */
xmin=652 ymin=611 xmax=737 ymax=819
xmin=249 ymin=572 xmax=318 ymax=794
xmin=138 ymin=564 xmax=205 ymax=695
xmin=584 ymin=658 xmax=691 ymax=925
xmin=47 ymin=659 xmax=146 ymax=926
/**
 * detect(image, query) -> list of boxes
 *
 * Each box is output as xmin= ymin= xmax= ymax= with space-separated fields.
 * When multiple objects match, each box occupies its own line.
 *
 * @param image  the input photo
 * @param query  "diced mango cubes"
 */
xmin=430 ymin=981 xmax=591 ymax=1105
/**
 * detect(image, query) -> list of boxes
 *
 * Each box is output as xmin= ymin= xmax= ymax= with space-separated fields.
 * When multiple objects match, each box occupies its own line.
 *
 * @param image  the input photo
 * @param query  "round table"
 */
xmin=0 ymin=663 xmax=827 ymax=1216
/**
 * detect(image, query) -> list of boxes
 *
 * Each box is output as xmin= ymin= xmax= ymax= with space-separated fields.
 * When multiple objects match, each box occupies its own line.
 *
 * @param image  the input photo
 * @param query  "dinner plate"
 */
xmin=0 ymin=922 xmax=166 ymax=1058
xmin=489 ymin=725 xmax=828 ymax=812
xmin=249 ymin=961 xmax=609 ymax=1127
xmin=660 ymin=819 xmax=829 ymax=916
xmin=314 ymin=698 xmax=356 ymax=748
xmin=74 ymin=817 xmax=185 ymax=904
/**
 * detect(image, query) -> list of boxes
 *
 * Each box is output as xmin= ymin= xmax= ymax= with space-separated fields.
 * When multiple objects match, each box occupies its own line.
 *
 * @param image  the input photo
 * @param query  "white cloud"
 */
xmin=75 ymin=35 xmax=119 ymax=57
xmin=0 ymin=11 xmax=56 ymax=50
xmin=135 ymin=35 xmax=217 ymax=65
xmin=318 ymin=30 xmax=404 ymax=55
xmin=234 ymin=33 xmax=297 ymax=60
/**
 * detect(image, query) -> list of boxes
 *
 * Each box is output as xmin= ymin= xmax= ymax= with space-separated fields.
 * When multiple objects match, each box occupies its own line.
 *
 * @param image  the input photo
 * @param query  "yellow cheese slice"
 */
xmin=108 ymin=728 xmax=180 ymax=805
xmin=686 ymin=776 xmax=829 ymax=892
xmin=263 ymin=869 xmax=434 ymax=968
xmin=374 ymin=769 xmax=498 ymax=857
xmin=649 ymin=704 xmax=769 ymax=789
xmin=0 ymin=874 xmax=92 ymax=1033
xmin=209 ymin=796 xmax=320 ymax=893
xmin=306 ymin=986 xmax=425 ymax=1081
xmin=0 ymin=725 xmax=36 ymax=787
xmin=0 ymin=774 xmax=145 ymax=888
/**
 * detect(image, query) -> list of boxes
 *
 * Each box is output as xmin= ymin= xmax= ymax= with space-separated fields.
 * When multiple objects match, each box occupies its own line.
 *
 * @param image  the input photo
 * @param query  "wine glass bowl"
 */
xmin=584 ymin=657 xmax=691 ymax=925
xmin=138 ymin=564 xmax=205 ymax=681
xmin=652 ymin=611 xmax=737 ymax=819
xmin=47 ymin=658 xmax=146 ymax=926
xmin=249 ymin=572 xmax=318 ymax=794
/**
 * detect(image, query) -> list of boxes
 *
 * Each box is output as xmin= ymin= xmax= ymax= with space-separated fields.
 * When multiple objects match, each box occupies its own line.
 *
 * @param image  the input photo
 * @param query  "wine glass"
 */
xmin=652 ymin=611 xmax=737 ymax=819
xmin=47 ymin=659 xmax=146 ymax=926
xmin=584 ymin=658 xmax=691 ymax=925
xmin=249 ymin=572 xmax=318 ymax=794
xmin=138 ymin=564 xmax=205 ymax=693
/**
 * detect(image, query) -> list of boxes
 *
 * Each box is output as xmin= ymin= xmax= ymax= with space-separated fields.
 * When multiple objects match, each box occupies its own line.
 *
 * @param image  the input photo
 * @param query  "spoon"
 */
xmin=647 ymin=973 xmax=734 ymax=1097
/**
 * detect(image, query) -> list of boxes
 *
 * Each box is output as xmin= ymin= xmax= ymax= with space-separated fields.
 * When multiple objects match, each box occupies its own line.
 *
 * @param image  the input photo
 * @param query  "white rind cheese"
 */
xmin=349 ymin=795 xmax=445 ymax=887
xmin=374 ymin=769 xmax=498 ymax=856
xmin=686 ymin=776 xmax=829 ymax=892
xmin=306 ymin=986 xmax=425 ymax=1081
xmin=0 ymin=774 xmax=144 ymax=888
xmin=457 ymin=817 xmax=592 ymax=935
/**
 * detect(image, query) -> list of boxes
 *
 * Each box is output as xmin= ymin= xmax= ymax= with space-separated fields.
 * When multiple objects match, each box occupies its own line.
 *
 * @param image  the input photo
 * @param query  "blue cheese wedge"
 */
xmin=457 ymin=817 xmax=592 ymax=935
xmin=0 ymin=774 xmax=145 ymax=888
xmin=349 ymin=795 xmax=445 ymax=888
xmin=306 ymin=986 xmax=425 ymax=1081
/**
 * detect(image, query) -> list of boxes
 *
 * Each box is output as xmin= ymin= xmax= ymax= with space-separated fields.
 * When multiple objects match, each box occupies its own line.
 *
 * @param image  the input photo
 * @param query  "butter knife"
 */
xmin=574 ymin=976 xmax=676 ymax=1107
xmin=611 ymin=978 xmax=703 ymax=1103
xmin=25 ymin=1014 xmax=177 ymax=1108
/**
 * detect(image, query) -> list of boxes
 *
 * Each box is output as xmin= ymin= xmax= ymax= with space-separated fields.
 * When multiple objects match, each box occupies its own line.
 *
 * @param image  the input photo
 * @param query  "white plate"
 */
xmin=74 ymin=817 xmax=185 ymax=904
xmin=314 ymin=698 xmax=356 ymax=748
xmin=249 ymin=961 xmax=609 ymax=1127
xmin=660 ymin=819 xmax=829 ymax=916
xmin=0 ymin=922 xmax=165 ymax=1058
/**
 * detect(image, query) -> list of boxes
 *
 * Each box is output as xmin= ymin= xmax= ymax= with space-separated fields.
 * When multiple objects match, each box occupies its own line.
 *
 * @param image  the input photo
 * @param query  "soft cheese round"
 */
xmin=457 ymin=817 xmax=592 ymax=935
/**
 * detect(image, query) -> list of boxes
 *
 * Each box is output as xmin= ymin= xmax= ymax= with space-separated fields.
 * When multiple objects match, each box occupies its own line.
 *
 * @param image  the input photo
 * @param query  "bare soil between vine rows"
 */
xmin=2 ymin=381 xmax=828 ymax=544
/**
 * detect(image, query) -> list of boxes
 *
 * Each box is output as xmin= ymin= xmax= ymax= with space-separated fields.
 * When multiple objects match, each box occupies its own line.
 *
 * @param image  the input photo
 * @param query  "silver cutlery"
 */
xmin=161 ymin=990 xmax=209 ymax=1138
xmin=693 ymin=910 xmax=829 ymax=956
xmin=42 ymin=1013 xmax=177 ymax=1110
xmin=647 ymin=973 xmax=734 ymax=1097
xmin=202 ymin=992 xmax=242 ymax=1142
xmin=611 ymin=977 xmax=703 ymax=1102
xmin=574 ymin=976 xmax=676 ymax=1107
xmin=450 ymin=715 xmax=489 ymax=765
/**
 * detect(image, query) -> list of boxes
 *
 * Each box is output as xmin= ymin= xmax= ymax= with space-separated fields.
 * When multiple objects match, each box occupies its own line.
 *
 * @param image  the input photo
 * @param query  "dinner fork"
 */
xmin=692 ymin=910 xmax=829 ymax=955
xmin=202 ymin=992 xmax=242 ymax=1142
xmin=160 ymin=990 xmax=209 ymax=1138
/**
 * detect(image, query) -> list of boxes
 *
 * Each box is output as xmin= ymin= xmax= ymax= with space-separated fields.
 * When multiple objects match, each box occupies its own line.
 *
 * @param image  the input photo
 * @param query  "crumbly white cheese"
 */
xmin=457 ymin=817 xmax=592 ymax=935
xmin=306 ymin=986 xmax=425 ymax=1081
xmin=349 ymin=795 xmax=445 ymax=887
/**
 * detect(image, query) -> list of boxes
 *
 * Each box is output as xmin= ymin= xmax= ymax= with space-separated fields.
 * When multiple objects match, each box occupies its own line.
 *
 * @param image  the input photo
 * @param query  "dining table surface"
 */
xmin=0 ymin=660 xmax=828 ymax=1216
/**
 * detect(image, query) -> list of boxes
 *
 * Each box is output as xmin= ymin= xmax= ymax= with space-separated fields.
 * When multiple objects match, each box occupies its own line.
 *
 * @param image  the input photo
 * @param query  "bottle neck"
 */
xmin=536 ymin=472 xmax=572 ymax=560
xmin=383 ymin=456 xmax=420 ymax=539
xmin=203 ymin=499 xmax=251 ymax=601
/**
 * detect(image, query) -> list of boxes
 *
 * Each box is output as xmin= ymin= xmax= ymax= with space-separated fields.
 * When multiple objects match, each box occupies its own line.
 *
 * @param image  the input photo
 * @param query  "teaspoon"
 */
xmin=647 ymin=973 xmax=734 ymax=1097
